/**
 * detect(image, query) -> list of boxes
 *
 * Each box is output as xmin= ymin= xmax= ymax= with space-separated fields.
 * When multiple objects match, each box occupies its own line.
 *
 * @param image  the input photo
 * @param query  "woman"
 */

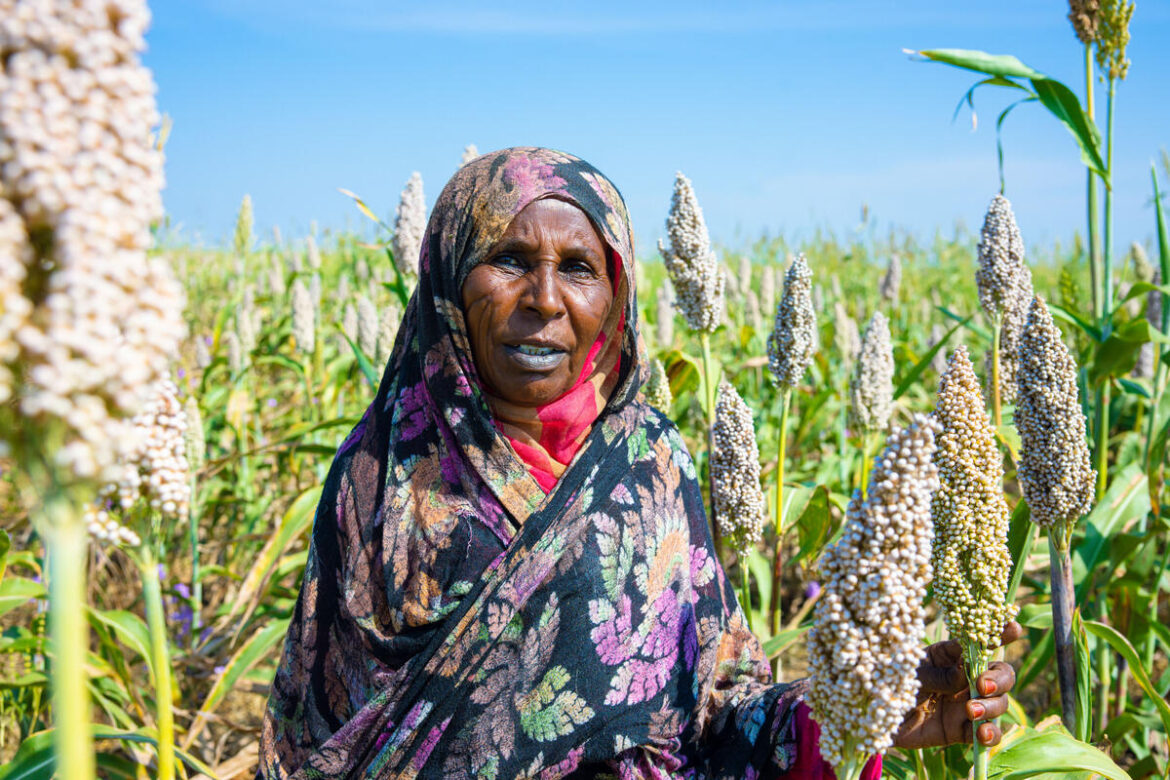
xmin=260 ymin=147 xmax=1018 ymax=779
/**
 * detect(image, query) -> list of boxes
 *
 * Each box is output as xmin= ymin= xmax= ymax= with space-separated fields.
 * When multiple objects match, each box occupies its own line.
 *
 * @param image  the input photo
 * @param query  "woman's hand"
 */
xmin=892 ymin=621 xmax=1023 ymax=750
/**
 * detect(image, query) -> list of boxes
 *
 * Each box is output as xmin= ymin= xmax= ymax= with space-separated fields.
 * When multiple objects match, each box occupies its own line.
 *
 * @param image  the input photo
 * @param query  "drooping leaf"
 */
xmin=986 ymin=724 xmax=1132 ymax=780
xmin=893 ymin=317 xmax=969 ymax=400
xmin=1084 ymin=620 xmax=1170 ymax=736
xmin=0 ymin=577 xmax=44 ymax=621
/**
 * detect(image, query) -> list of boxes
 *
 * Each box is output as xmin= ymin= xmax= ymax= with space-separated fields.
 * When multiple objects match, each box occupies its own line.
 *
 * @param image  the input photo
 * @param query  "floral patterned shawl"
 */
xmin=259 ymin=148 xmax=823 ymax=779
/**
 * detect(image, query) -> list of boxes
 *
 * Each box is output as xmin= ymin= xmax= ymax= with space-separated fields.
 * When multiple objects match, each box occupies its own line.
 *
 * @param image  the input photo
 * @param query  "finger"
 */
xmin=925 ymin=638 xmax=964 ymax=669
xmin=1000 ymin=620 xmax=1024 ymax=646
xmin=977 ymin=660 xmax=1017 ymax=697
xmin=917 ymin=659 xmax=966 ymax=695
xmin=967 ymin=693 xmax=1009 ymax=722
xmin=977 ymin=721 xmax=1002 ymax=747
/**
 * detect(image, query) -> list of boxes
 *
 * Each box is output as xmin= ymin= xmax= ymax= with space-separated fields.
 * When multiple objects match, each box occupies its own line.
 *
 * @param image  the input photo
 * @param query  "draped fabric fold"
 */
xmin=259 ymin=148 xmax=836 ymax=779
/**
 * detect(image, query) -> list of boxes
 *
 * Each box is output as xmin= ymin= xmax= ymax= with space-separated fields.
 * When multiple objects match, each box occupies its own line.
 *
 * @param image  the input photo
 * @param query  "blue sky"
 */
xmin=147 ymin=0 xmax=1170 ymax=257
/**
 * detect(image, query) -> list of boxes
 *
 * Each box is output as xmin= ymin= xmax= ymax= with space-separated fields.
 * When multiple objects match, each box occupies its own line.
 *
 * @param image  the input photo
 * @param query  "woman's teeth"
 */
xmin=515 ymin=344 xmax=555 ymax=356
xmin=506 ymin=344 xmax=566 ymax=370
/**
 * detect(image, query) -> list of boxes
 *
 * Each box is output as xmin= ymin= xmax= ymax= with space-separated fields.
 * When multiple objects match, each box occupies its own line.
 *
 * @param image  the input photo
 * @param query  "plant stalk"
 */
xmin=964 ymin=642 xmax=991 ymax=780
xmin=740 ymin=564 xmax=753 ymax=633
xmin=46 ymin=496 xmax=96 ymax=780
xmin=990 ymin=317 xmax=1003 ymax=429
xmin=1094 ymin=386 xmax=1110 ymax=501
xmin=1049 ymin=525 xmax=1079 ymax=734
xmin=187 ymin=475 xmax=202 ymax=636
xmin=699 ymin=332 xmax=722 ymax=557
xmin=769 ymin=389 xmax=792 ymax=637
xmin=140 ymin=549 xmax=175 ymax=780
xmin=1085 ymin=44 xmax=1102 ymax=323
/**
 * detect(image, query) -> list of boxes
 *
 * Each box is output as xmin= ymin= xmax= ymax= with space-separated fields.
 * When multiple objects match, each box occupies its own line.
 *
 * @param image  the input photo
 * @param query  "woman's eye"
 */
xmin=492 ymin=254 xmax=524 ymax=270
xmin=561 ymin=258 xmax=596 ymax=276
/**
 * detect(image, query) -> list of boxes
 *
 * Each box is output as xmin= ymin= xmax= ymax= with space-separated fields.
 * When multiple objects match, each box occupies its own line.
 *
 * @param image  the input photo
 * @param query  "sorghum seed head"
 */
xmin=976 ymin=194 xmax=1027 ymax=323
xmin=658 ymin=172 xmax=724 ymax=333
xmin=291 ymin=279 xmax=315 ymax=355
xmin=932 ymin=346 xmax=1018 ymax=653
xmin=1068 ymin=0 xmax=1100 ymax=43
xmin=1096 ymin=0 xmax=1134 ymax=80
xmin=183 ymin=396 xmax=205 ymax=472
xmin=357 ymin=295 xmax=379 ymax=358
xmin=235 ymin=194 xmax=254 ymax=256
xmin=1015 ymin=296 xmax=1095 ymax=529
xmin=644 ymin=359 xmax=673 ymax=413
xmin=880 ymin=254 xmax=901 ymax=302
xmin=306 ymin=234 xmax=322 ymax=270
xmin=767 ymin=254 xmax=817 ymax=391
xmin=376 ymin=303 xmax=400 ymax=365
xmin=988 ymin=264 xmax=1033 ymax=406
xmin=850 ymin=312 xmax=895 ymax=432
xmin=711 ymin=380 xmax=766 ymax=559
xmin=1 ymin=0 xmax=185 ymax=483
xmin=393 ymin=172 xmax=425 ymax=278
xmin=808 ymin=414 xmax=940 ymax=769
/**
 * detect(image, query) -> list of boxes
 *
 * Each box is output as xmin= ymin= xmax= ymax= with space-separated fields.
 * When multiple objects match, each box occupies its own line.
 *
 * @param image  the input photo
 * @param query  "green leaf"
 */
xmin=1030 ymin=78 xmax=1107 ymax=182
xmin=1073 ymin=462 xmax=1147 ymax=600
xmin=911 ymin=48 xmax=1046 ymax=80
xmin=337 ymin=187 xmax=392 ymax=233
xmin=0 ymin=726 xmax=216 ymax=780
xmin=662 ymin=349 xmax=701 ymax=400
xmin=87 ymin=608 xmax=155 ymax=680
xmin=937 ymin=305 xmax=990 ymax=341
xmin=1048 ymin=301 xmax=1103 ymax=342
xmin=792 ymin=485 xmax=832 ymax=566
xmin=0 ymin=528 xmax=9 ymax=584
xmin=1015 ymin=603 xmax=1052 ymax=629
xmin=1072 ymin=610 xmax=1092 ymax=742
xmin=188 ymin=618 xmax=289 ymax=742
xmin=1084 ymin=620 xmax=1170 ymax=737
xmin=1005 ymin=500 xmax=1035 ymax=604
xmin=0 ymin=577 xmax=45 ymax=620
xmin=763 ymin=624 xmax=810 ymax=659
xmin=986 ymin=724 xmax=1132 ymax=780
xmin=1154 ymin=166 xmax=1170 ymax=335
xmin=343 ymin=333 xmax=380 ymax=390
xmin=893 ymin=318 xmax=968 ymax=400
xmin=222 ymin=484 xmax=323 ymax=630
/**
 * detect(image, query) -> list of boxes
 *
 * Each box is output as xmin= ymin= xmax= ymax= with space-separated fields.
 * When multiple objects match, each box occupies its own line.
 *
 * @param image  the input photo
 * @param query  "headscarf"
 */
xmin=259 ymin=148 xmax=835 ymax=779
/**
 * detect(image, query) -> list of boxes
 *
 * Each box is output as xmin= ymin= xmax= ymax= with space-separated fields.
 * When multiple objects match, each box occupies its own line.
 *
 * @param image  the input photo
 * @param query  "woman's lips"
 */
xmin=504 ymin=343 xmax=567 ymax=371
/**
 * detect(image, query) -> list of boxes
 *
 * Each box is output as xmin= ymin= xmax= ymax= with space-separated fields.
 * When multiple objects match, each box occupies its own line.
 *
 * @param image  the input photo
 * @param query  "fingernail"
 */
xmin=981 ymin=679 xmax=997 ymax=696
xmin=980 ymin=724 xmax=994 ymax=744
xmin=970 ymin=702 xmax=985 ymax=719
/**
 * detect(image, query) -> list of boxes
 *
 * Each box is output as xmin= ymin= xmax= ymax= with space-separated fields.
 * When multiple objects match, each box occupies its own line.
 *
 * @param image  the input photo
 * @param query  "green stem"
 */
xmin=1094 ymin=385 xmax=1110 ymax=501
xmin=769 ymin=389 xmax=792 ymax=637
xmin=700 ymin=332 xmax=722 ymax=557
xmin=1102 ymin=77 xmax=1116 ymax=324
xmin=1085 ymin=44 xmax=1102 ymax=323
xmin=991 ymin=317 xmax=1003 ymax=430
xmin=740 ymin=564 xmax=753 ymax=633
xmin=858 ymin=432 xmax=873 ymax=499
xmin=45 ymin=496 xmax=96 ymax=780
xmin=187 ymin=475 xmax=202 ymax=636
xmin=965 ymin=643 xmax=991 ymax=780
xmin=1049 ymin=525 xmax=1079 ymax=734
xmin=140 ymin=549 xmax=175 ymax=780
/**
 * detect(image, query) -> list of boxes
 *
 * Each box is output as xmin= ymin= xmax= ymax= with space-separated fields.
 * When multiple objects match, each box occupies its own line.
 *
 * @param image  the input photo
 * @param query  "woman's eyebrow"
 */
xmin=489 ymin=236 xmax=538 ymax=254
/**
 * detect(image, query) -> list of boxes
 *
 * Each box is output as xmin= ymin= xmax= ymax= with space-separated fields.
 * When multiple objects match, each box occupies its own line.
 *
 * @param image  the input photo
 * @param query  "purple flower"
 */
xmin=267 ymin=398 xmax=277 ymax=407
xmin=804 ymin=581 xmax=822 ymax=600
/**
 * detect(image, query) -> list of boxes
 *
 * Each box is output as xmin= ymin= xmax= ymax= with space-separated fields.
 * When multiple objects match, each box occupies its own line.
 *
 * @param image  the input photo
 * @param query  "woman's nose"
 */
xmin=524 ymin=264 xmax=564 ymax=319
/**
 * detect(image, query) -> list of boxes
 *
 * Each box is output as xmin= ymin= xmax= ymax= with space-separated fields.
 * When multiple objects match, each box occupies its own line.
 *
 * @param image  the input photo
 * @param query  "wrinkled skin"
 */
xmin=461 ymin=198 xmax=613 ymax=407
xmin=894 ymin=620 xmax=1023 ymax=749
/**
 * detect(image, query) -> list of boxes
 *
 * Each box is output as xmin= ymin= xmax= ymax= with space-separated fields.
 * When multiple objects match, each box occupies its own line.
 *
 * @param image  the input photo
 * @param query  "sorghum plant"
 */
xmin=645 ymin=359 xmax=672 ymax=413
xmin=931 ymin=346 xmax=1018 ymax=779
xmin=1015 ymin=295 xmax=1096 ymax=733
xmin=808 ymin=414 xmax=940 ymax=780
xmin=849 ymin=312 xmax=895 ymax=495
xmin=975 ymin=194 xmax=1029 ymax=425
xmin=765 ymin=254 xmax=816 ymax=634
xmin=711 ymin=379 xmax=767 ymax=627
xmin=0 ymin=2 xmax=181 ymax=775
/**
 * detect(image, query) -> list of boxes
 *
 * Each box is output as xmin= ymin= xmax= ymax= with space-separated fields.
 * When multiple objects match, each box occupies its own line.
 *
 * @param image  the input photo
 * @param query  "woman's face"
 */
xmin=462 ymin=198 xmax=613 ymax=407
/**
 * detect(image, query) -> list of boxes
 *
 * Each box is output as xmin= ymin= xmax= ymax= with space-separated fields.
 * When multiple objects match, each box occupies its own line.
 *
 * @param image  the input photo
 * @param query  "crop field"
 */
xmin=2 ymin=1 xmax=1169 ymax=779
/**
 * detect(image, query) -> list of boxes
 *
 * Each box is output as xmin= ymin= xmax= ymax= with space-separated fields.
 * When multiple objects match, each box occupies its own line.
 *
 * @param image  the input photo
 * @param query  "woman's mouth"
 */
xmin=504 ymin=343 xmax=567 ymax=371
